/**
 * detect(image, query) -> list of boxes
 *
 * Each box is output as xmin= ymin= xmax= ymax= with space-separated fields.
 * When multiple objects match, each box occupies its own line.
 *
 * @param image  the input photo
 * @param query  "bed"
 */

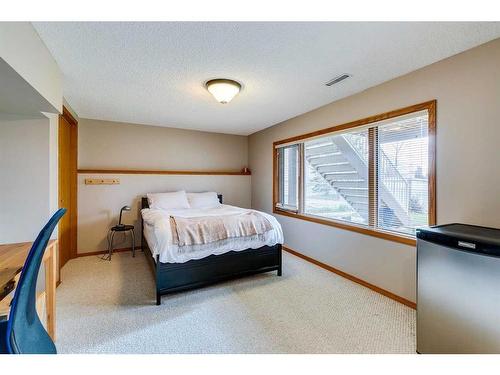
xmin=141 ymin=194 xmax=283 ymax=305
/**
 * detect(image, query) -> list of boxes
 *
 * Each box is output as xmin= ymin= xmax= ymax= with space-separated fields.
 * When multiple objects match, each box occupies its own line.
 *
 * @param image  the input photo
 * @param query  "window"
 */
xmin=276 ymin=144 xmax=300 ymax=211
xmin=304 ymin=129 xmax=369 ymax=225
xmin=376 ymin=113 xmax=430 ymax=235
xmin=273 ymin=101 xmax=436 ymax=244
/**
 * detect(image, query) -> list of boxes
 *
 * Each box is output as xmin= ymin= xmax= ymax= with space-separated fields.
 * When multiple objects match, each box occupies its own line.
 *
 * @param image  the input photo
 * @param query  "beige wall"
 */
xmin=78 ymin=174 xmax=251 ymax=253
xmin=0 ymin=116 xmax=51 ymax=243
xmin=248 ymin=38 xmax=500 ymax=302
xmin=0 ymin=22 xmax=63 ymax=112
xmin=79 ymin=118 xmax=248 ymax=170
xmin=77 ymin=119 xmax=250 ymax=253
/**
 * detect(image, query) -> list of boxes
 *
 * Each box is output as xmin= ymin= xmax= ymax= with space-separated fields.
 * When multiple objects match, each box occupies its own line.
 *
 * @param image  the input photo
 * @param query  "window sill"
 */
xmin=274 ymin=205 xmax=298 ymax=214
xmin=273 ymin=208 xmax=416 ymax=246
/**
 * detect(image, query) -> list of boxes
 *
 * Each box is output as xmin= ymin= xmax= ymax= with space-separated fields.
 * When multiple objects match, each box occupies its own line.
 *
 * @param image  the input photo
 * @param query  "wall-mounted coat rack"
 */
xmin=84 ymin=178 xmax=120 ymax=185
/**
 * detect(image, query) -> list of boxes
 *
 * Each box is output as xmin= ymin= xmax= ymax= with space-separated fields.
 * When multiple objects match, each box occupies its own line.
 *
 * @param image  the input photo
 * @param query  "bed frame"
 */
xmin=141 ymin=195 xmax=282 ymax=305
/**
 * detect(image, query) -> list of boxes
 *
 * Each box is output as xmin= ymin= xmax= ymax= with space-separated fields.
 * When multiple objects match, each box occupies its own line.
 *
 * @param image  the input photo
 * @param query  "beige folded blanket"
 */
xmin=170 ymin=212 xmax=273 ymax=246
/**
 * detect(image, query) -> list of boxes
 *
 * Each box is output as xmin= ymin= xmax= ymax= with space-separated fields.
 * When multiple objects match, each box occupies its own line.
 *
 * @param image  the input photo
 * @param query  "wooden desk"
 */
xmin=0 ymin=240 xmax=57 ymax=341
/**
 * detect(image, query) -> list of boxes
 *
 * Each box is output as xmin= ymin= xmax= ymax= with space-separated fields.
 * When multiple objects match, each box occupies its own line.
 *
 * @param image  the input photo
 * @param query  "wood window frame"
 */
xmin=275 ymin=143 xmax=301 ymax=213
xmin=272 ymin=100 xmax=436 ymax=246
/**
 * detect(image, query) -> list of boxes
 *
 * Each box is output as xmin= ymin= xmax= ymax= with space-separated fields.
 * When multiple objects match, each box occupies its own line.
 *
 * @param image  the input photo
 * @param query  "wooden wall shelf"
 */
xmin=77 ymin=169 xmax=251 ymax=176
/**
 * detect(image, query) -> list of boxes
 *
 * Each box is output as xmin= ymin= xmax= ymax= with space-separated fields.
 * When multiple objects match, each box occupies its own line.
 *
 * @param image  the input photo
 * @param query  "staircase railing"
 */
xmin=342 ymin=133 xmax=410 ymax=213
xmin=342 ymin=132 xmax=368 ymax=164
xmin=378 ymin=152 xmax=410 ymax=212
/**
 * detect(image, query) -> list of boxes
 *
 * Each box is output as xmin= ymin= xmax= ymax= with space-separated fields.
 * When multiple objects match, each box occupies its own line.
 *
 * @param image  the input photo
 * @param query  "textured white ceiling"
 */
xmin=33 ymin=22 xmax=500 ymax=135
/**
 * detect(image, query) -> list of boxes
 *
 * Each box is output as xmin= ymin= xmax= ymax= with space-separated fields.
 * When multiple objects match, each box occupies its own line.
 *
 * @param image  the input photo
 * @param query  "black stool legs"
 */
xmin=106 ymin=227 xmax=135 ymax=260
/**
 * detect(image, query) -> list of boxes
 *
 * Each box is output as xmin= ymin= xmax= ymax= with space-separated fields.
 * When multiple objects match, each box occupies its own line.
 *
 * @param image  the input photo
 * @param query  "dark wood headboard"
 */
xmin=141 ymin=194 xmax=223 ymax=209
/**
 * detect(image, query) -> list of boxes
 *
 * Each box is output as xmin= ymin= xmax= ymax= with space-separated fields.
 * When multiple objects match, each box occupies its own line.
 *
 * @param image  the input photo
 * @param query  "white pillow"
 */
xmin=187 ymin=192 xmax=221 ymax=209
xmin=147 ymin=191 xmax=190 ymax=210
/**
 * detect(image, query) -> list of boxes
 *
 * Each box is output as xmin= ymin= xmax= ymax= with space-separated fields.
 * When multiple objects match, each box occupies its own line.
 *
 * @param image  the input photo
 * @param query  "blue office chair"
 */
xmin=0 ymin=208 xmax=66 ymax=354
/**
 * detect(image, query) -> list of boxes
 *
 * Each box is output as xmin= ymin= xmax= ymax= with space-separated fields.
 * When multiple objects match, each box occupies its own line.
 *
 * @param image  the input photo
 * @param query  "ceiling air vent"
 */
xmin=325 ymin=73 xmax=351 ymax=87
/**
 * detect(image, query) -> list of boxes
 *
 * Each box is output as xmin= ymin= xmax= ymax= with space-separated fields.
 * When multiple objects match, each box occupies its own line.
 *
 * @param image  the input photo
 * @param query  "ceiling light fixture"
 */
xmin=205 ymin=79 xmax=241 ymax=104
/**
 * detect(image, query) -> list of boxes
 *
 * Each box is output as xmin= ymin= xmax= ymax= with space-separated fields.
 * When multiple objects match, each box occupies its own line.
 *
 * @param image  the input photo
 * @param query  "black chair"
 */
xmin=0 ymin=208 xmax=66 ymax=354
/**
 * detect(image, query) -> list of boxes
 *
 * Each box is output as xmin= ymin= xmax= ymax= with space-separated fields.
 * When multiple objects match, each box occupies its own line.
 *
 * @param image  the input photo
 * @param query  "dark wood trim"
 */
xmin=78 ymin=169 xmax=251 ymax=176
xmin=272 ymin=100 xmax=436 ymax=246
xmin=58 ymin=106 xmax=79 ymax=271
xmin=69 ymin=118 xmax=78 ymax=260
xmin=62 ymin=106 xmax=78 ymax=126
xmin=275 ymin=208 xmax=416 ymax=246
xmin=273 ymin=100 xmax=437 ymax=146
xmin=273 ymin=147 xmax=279 ymax=210
xmin=283 ymin=246 xmax=416 ymax=309
xmin=427 ymin=100 xmax=437 ymax=226
xmin=76 ymin=246 xmax=140 ymax=257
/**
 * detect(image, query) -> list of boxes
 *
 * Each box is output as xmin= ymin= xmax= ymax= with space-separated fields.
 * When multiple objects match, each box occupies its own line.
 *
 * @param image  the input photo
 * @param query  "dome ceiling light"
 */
xmin=205 ymin=79 xmax=242 ymax=104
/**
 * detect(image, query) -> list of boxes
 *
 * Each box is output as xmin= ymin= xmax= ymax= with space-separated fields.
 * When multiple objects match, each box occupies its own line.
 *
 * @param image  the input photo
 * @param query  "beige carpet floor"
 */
xmin=56 ymin=251 xmax=416 ymax=353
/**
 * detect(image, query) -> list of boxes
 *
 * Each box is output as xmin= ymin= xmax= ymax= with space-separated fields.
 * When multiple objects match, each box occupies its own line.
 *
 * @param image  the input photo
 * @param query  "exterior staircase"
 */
xmin=305 ymin=133 xmax=411 ymax=227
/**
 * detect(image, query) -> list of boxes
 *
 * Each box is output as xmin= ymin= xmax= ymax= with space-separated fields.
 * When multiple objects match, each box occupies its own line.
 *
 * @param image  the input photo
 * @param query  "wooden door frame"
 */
xmin=58 ymin=106 xmax=78 ymax=267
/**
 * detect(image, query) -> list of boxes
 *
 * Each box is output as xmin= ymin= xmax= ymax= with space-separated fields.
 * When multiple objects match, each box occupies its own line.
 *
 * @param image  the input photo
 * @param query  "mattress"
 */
xmin=141 ymin=204 xmax=284 ymax=263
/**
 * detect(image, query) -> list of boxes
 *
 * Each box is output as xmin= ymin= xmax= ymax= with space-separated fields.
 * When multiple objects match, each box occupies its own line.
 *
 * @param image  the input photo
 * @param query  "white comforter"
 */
xmin=141 ymin=204 xmax=284 ymax=263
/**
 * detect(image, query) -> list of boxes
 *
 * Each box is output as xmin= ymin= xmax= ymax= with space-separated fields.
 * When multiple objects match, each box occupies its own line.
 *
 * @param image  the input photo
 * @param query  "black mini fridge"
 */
xmin=416 ymin=223 xmax=500 ymax=354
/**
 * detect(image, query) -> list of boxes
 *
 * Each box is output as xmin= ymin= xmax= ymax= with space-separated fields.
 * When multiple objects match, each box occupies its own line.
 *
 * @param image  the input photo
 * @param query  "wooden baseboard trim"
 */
xmin=76 ymin=246 xmax=142 ymax=257
xmin=283 ymin=246 xmax=416 ymax=309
